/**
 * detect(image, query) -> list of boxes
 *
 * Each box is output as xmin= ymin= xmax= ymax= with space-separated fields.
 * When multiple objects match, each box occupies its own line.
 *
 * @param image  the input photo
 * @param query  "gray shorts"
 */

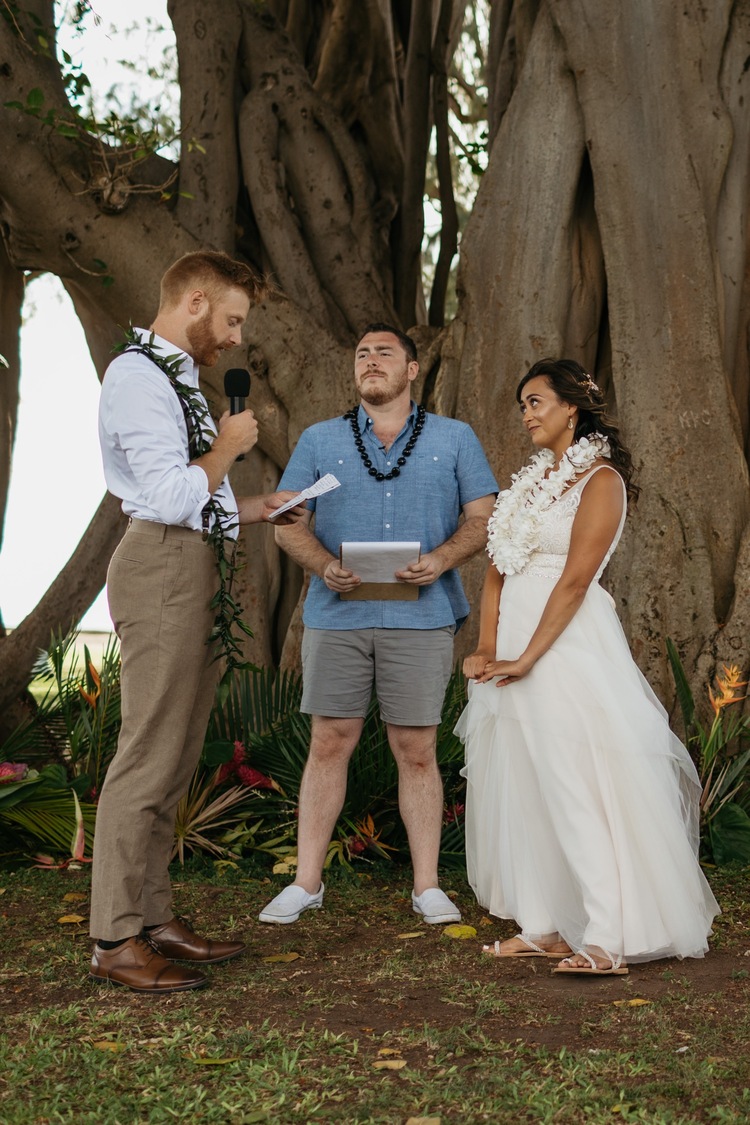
xmin=300 ymin=627 xmax=455 ymax=726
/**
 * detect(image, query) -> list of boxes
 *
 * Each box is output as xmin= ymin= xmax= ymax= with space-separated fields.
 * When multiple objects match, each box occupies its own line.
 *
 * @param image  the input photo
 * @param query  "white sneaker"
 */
xmin=258 ymin=882 xmax=325 ymax=924
xmin=412 ymin=887 xmax=461 ymax=924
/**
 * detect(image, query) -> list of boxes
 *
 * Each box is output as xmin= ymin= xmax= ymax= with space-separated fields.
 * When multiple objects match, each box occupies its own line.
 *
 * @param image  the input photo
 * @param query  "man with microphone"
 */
xmin=89 ymin=250 xmax=302 ymax=993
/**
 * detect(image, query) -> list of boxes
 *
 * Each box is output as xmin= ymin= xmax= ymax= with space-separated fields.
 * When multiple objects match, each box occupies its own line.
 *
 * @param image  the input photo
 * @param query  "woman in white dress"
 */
xmin=456 ymin=359 xmax=719 ymax=975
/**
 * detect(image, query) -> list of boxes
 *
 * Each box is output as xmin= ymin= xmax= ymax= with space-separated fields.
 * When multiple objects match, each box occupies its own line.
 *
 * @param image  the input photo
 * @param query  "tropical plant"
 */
xmin=0 ymin=762 xmax=95 ymax=862
xmin=171 ymin=738 xmax=283 ymax=864
xmin=0 ymin=631 xmax=115 ymax=860
xmin=206 ymin=664 xmax=470 ymax=868
xmin=667 ymin=639 xmax=750 ymax=864
xmin=3 ymin=631 xmax=121 ymax=797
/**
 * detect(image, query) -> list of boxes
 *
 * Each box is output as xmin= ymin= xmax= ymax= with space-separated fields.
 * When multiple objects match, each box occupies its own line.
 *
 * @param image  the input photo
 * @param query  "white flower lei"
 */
xmin=487 ymin=433 xmax=612 ymax=575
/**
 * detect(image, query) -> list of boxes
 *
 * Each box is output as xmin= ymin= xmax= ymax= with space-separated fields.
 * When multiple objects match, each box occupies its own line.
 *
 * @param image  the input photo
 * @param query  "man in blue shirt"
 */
xmin=259 ymin=324 xmax=497 ymax=926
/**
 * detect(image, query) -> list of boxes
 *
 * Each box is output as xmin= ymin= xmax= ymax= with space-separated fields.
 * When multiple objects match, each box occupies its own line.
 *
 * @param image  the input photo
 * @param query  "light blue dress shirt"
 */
xmin=279 ymin=403 xmax=498 ymax=630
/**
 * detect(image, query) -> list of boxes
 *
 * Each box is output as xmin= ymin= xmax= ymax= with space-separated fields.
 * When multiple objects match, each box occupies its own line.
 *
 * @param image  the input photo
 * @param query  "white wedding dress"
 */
xmin=456 ymin=466 xmax=719 ymax=962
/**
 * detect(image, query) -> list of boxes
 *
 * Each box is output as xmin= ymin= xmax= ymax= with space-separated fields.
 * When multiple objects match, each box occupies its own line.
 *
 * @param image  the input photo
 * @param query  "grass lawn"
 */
xmin=0 ymin=859 xmax=748 ymax=1124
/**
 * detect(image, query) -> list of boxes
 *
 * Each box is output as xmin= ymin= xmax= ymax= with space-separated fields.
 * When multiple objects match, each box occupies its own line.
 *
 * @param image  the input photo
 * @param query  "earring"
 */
xmin=568 ymin=417 xmax=574 ymax=429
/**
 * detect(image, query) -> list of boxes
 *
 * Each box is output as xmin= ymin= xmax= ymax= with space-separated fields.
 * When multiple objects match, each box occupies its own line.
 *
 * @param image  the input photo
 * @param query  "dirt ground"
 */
xmin=2 ymin=865 xmax=749 ymax=1054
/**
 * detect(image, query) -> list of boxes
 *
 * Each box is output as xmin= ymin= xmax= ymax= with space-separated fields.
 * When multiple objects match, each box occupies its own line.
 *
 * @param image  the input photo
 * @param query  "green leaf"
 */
xmin=0 ymin=773 xmax=42 ymax=810
xmin=27 ymin=87 xmax=44 ymax=109
xmin=666 ymin=638 xmax=695 ymax=732
xmin=708 ymin=802 xmax=750 ymax=865
xmin=202 ymin=740 xmax=234 ymax=768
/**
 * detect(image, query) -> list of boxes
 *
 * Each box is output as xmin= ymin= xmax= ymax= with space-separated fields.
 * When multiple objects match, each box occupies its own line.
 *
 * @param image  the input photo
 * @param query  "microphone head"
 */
xmin=224 ymin=368 xmax=251 ymax=397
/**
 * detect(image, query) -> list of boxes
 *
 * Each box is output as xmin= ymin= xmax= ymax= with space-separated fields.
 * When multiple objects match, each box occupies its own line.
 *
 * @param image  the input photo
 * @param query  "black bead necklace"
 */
xmin=343 ymin=404 xmax=427 ymax=481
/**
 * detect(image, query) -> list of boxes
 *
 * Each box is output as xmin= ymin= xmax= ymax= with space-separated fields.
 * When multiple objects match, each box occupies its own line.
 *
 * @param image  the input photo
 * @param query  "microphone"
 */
xmin=224 ymin=368 xmax=251 ymax=461
xmin=225 ymin=368 xmax=251 ymax=414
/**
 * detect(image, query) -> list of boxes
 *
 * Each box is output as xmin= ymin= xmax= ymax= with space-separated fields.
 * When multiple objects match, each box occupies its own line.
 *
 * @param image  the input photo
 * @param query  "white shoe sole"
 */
xmin=258 ymin=901 xmax=323 ymax=925
xmin=414 ymin=911 xmax=462 ymax=925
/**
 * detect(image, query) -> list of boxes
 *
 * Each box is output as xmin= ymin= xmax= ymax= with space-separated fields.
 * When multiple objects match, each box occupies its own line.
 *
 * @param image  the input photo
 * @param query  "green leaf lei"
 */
xmin=114 ymin=327 xmax=254 ymax=691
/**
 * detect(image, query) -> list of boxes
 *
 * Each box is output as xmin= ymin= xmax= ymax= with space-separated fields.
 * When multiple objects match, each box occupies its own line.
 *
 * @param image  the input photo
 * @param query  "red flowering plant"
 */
xmin=443 ymin=802 xmax=465 ymax=824
xmin=172 ymin=738 xmax=284 ymax=864
xmin=342 ymin=814 xmax=398 ymax=862
xmin=216 ymin=740 xmax=281 ymax=793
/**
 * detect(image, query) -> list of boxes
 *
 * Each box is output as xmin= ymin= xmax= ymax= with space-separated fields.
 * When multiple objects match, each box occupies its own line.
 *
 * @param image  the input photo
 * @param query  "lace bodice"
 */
xmin=521 ymin=466 xmax=626 ymax=580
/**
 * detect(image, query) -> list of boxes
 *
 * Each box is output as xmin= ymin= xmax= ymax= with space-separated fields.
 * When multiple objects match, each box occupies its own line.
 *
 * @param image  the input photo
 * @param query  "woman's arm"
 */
xmin=462 ymin=562 xmax=504 ymax=679
xmin=473 ymin=467 xmax=624 ymax=686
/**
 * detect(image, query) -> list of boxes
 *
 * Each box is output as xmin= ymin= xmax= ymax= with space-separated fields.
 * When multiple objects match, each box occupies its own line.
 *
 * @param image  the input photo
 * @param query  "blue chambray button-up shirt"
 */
xmin=278 ymin=403 xmax=498 ymax=630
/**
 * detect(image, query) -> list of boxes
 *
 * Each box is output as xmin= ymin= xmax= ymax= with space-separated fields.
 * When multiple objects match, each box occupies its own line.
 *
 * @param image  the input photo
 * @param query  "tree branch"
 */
xmin=0 ymin=239 xmax=24 ymax=558
xmin=169 ymin=0 xmax=243 ymax=249
xmin=429 ymin=0 xmax=459 ymax=327
xmin=391 ymin=0 xmax=436 ymax=326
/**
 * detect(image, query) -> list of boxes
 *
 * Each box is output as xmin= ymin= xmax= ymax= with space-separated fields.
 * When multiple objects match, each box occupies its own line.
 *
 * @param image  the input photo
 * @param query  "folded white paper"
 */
xmin=267 ymin=473 xmax=341 ymax=520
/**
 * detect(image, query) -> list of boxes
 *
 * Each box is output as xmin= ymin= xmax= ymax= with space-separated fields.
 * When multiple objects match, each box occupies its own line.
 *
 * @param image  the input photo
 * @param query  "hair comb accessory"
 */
xmin=581 ymin=373 xmax=600 ymax=394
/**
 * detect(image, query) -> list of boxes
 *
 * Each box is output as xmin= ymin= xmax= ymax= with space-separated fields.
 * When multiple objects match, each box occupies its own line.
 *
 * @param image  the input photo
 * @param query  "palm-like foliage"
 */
xmin=3 ymin=632 xmax=121 ymax=795
xmin=207 ymin=664 xmax=469 ymax=866
xmin=0 ymin=764 xmax=96 ymax=859
xmin=171 ymin=768 xmax=256 ymax=864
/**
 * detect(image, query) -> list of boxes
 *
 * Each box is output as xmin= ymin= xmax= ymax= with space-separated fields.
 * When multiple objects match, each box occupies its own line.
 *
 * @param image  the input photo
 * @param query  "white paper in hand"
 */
xmin=267 ymin=473 xmax=341 ymax=520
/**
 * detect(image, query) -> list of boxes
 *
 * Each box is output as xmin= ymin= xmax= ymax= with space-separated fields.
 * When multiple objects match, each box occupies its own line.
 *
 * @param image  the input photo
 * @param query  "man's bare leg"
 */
xmin=293 ymin=715 xmax=364 ymax=893
xmin=387 ymin=723 xmax=443 ymax=895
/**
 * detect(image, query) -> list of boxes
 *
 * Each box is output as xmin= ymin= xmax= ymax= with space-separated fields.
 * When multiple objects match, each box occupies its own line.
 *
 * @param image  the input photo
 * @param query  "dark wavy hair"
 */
xmin=517 ymin=358 xmax=639 ymax=503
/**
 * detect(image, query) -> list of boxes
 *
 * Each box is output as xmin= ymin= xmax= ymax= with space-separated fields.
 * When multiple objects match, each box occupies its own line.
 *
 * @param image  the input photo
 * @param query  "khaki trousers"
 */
xmin=89 ymin=520 xmax=225 ymax=940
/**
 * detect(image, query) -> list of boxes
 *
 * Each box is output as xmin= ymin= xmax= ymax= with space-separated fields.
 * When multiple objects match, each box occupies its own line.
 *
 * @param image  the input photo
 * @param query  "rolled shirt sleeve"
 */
xmin=98 ymin=334 xmax=237 ymax=534
xmin=279 ymin=406 xmax=497 ymax=629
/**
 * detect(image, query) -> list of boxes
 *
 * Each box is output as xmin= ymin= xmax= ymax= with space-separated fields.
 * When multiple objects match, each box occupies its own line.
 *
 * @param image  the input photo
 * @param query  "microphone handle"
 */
xmin=229 ymin=396 xmax=245 ymax=461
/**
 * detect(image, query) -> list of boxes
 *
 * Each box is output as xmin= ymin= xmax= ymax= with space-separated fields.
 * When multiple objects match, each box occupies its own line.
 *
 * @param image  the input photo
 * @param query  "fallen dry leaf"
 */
xmin=442 ymin=924 xmax=477 ymax=940
xmin=479 ymin=916 xmax=493 ymax=926
xmin=91 ymin=1041 xmax=123 ymax=1052
xmin=372 ymin=1059 xmax=406 ymax=1070
xmin=62 ymin=892 xmax=87 ymax=902
xmin=396 ymin=932 xmax=425 ymax=940
xmin=377 ymin=1048 xmax=402 ymax=1057
xmin=613 ymin=998 xmax=651 ymax=1008
xmin=57 ymin=914 xmax=86 ymax=924
xmin=272 ymin=859 xmax=297 ymax=875
xmin=262 ymin=952 xmax=301 ymax=964
xmin=405 ymin=1118 xmax=441 ymax=1125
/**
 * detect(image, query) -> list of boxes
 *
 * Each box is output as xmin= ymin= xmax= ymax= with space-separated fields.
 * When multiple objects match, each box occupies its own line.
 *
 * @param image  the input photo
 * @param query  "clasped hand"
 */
xmin=462 ymin=651 xmax=532 ymax=686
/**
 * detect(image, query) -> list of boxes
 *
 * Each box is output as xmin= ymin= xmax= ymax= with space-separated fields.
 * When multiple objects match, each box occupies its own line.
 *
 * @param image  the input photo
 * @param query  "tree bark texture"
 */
xmin=0 ymin=0 xmax=748 ymax=731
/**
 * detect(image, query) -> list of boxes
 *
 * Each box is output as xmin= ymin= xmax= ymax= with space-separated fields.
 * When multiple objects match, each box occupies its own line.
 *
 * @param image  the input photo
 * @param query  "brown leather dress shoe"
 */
xmin=90 ymin=934 xmax=208 ymax=993
xmin=146 ymin=916 xmax=246 ymax=964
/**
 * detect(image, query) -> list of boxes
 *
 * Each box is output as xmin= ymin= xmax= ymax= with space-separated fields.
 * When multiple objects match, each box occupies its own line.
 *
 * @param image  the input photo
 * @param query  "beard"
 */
xmin=358 ymin=368 xmax=410 ymax=406
xmin=186 ymin=310 xmax=221 ymax=367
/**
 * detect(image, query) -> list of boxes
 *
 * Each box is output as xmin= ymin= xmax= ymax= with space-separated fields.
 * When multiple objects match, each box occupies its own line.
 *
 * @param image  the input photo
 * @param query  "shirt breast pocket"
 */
xmin=414 ymin=448 xmax=457 ymax=500
xmin=316 ymin=456 xmax=365 ymax=500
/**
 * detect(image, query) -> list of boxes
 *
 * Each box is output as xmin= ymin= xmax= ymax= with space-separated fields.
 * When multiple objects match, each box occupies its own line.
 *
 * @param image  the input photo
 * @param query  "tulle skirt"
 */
xmin=455 ymin=574 xmax=719 ymax=962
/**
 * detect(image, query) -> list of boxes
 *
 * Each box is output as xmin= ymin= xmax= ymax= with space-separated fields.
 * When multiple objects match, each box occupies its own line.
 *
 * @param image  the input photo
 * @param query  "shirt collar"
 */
xmin=132 ymin=327 xmax=200 ymax=387
xmin=357 ymin=401 xmax=418 ymax=430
